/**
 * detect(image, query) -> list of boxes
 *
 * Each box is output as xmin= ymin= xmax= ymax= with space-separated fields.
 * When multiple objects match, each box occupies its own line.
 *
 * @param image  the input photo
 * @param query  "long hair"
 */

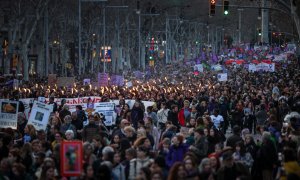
xmin=26 ymin=124 xmax=36 ymax=137
xmin=167 ymin=162 xmax=186 ymax=180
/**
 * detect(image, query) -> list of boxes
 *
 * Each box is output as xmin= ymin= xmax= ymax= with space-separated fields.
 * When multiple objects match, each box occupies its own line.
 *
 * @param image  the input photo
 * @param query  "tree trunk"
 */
xmin=22 ymin=45 xmax=29 ymax=81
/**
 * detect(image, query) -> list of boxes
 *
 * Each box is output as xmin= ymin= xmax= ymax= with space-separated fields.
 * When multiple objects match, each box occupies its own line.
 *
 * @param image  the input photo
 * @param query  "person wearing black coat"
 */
xmin=130 ymin=101 xmax=144 ymax=129
xmin=167 ymin=104 xmax=180 ymax=131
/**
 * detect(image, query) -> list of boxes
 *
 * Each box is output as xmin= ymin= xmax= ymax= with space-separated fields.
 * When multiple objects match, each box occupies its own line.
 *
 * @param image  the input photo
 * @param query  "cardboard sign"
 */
xmin=0 ymin=100 xmax=19 ymax=129
xmin=28 ymin=101 xmax=53 ymax=130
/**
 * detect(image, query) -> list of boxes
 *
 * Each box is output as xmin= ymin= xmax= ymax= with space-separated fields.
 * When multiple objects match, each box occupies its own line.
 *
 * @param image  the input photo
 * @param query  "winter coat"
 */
xmin=166 ymin=143 xmax=189 ymax=168
xmin=128 ymin=157 xmax=152 ymax=180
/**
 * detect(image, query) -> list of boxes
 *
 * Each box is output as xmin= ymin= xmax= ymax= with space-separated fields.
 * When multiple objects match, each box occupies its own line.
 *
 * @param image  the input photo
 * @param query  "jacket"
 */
xmin=166 ymin=143 xmax=189 ymax=168
xmin=178 ymin=108 xmax=191 ymax=126
xmin=128 ymin=157 xmax=152 ymax=180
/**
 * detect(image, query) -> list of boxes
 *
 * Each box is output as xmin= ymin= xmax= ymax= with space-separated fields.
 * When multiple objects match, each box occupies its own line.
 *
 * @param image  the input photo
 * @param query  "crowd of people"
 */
xmin=0 ymin=46 xmax=300 ymax=180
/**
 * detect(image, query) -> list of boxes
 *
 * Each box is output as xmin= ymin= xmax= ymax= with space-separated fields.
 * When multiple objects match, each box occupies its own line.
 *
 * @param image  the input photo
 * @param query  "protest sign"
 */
xmin=217 ymin=73 xmax=228 ymax=81
xmin=57 ymin=77 xmax=75 ymax=87
xmin=0 ymin=100 xmax=19 ymax=129
xmin=194 ymin=64 xmax=203 ymax=72
xmin=83 ymin=79 xmax=91 ymax=85
xmin=28 ymin=101 xmax=53 ymax=130
xmin=98 ymin=73 xmax=108 ymax=87
xmin=94 ymin=102 xmax=115 ymax=126
xmin=60 ymin=141 xmax=83 ymax=177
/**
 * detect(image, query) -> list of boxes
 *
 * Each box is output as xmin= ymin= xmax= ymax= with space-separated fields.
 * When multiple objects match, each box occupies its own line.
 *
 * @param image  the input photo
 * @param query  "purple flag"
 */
xmin=212 ymin=53 xmax=218 ymax=63
xmin=98 ymin=73 xmax=108 ymax=87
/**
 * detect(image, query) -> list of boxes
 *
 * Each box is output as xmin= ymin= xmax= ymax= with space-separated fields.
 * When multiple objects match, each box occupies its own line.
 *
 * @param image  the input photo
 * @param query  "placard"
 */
xmin=83 ymin=79 xmax=91 ymax=85
xmin=28 ymin=101 xmax=53 ymax=130
xmin=60 ymin=141 xmax=83 ymax=177
xmin=194 ymin=64 xmax=203 ymax=72
xmin=94 ymin=102 xmax=115 ymax=126
xmin=57 ymin=77 xmax=75 ymax=87
xmin=0 ymin=100 xmax=19 ymax=129
xmin=98 ymin=73 xmax=108 ymax=87
xmin=217 ymin=73 xmax=228 ymax=81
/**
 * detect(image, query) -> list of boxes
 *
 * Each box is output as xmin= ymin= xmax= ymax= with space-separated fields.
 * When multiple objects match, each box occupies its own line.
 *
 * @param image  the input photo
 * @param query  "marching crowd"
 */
xmin=0 ymin=49 xmax=300 ymax=180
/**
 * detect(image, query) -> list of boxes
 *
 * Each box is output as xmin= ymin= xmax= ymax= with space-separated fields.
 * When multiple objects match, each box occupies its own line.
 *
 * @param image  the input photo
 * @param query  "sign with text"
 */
xmin=28 ymin=101 xmax=53 ymax=130
xmin=0 ymin=100 xmax=19 ymax=129
xmin=94 ymin=102 xmax=115 ymax=126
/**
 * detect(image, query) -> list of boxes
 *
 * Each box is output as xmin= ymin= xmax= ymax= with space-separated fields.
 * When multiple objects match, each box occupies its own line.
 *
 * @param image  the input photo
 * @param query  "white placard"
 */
xmin=194 ymin=64 xmax=203 ymax=72
xmin=217 ymin=73 xmax=228 ymax=81
xmin=0 ymin=100 xmax=19 ymax=129
xmin=28 ymin=101 xmax=53 ymax=130
xmin=94 ymin=102 xmax=115 ymax=126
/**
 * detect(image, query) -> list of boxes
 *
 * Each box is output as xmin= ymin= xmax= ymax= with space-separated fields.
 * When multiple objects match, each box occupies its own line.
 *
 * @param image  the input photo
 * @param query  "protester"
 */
xmin=0 ymin=44 xmax=299 ymax=180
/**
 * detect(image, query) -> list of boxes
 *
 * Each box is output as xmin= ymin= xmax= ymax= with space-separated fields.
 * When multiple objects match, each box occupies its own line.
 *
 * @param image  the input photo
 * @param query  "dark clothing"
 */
xmin=130 ymin=107 xmax=144 ymax=129
xmin=48 ymin=102 xmax=58 ymax=112
xmin=166 ymin=143 xmax=189 ymax=168
xmin=59 ymin=109 xmax=71 ymax=122
xmin=191 ymin=136 xmax=208 ymax=160
xmin=82 ymin=123 xmax=100 ymax=142
xmin=167 ymin=111 xmax=180 ymax=130
xmin=226 ymin=134 xmax=243 ymax=148
xmin=77 ymin=110 xmax=87 ymax=122
xmin=216 ymin=162 xmax=250 ymax=180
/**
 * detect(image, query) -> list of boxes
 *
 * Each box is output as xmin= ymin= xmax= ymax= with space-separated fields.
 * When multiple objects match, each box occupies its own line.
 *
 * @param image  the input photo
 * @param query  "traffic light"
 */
xmin=223 ymin=0 xmax=229 ymax=15
xmin=209 ymin=0 xmax=216 ymax=16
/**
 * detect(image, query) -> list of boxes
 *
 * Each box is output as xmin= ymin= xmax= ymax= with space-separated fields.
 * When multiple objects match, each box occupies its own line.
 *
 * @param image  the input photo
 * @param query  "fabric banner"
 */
xmin=255 ymin=63 xmax=275 ymax=72
xmin=57 ymin=77 xmax=75 ymax=87
xmin=248 ymin=64 xmax=257 ymax=72
xmin=217 ymin=73 xmax=228 ymax=81
xmin=28 ymin=101 xmax=53 ymax=130
xmin=0 ymin=100 xmax=19 ymax=129
xmin=94 ymin=102 xmax=115 ymax=126
xmin=98 ymin=73 xmax=108 ymax=87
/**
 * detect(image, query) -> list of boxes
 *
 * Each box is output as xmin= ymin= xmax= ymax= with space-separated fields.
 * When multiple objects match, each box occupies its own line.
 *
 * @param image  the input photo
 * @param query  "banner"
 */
xmin=0 ymin=100 xmax=19 ymax=129
xmin=94 ymin=102 xmax=115 ymax=126
xmin=257 ymin=63 xmax=275 ymax=72
xmin=98 ymin=73 xmax=108 ymax=87
xmin=28 ymin=101 xmax=53 ymax=130
xmin=57 ymin=77 xmax=75 ymax=87
xmin=248 ymin=64 xmax=257 ymax=72
xmin=217 ymin=73 xmax=228 ymax=81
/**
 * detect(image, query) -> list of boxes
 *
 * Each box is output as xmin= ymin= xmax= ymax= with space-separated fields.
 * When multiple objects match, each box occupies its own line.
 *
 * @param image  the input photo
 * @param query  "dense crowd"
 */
xmin=0 ymin=47 xmax=300 ymax=180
